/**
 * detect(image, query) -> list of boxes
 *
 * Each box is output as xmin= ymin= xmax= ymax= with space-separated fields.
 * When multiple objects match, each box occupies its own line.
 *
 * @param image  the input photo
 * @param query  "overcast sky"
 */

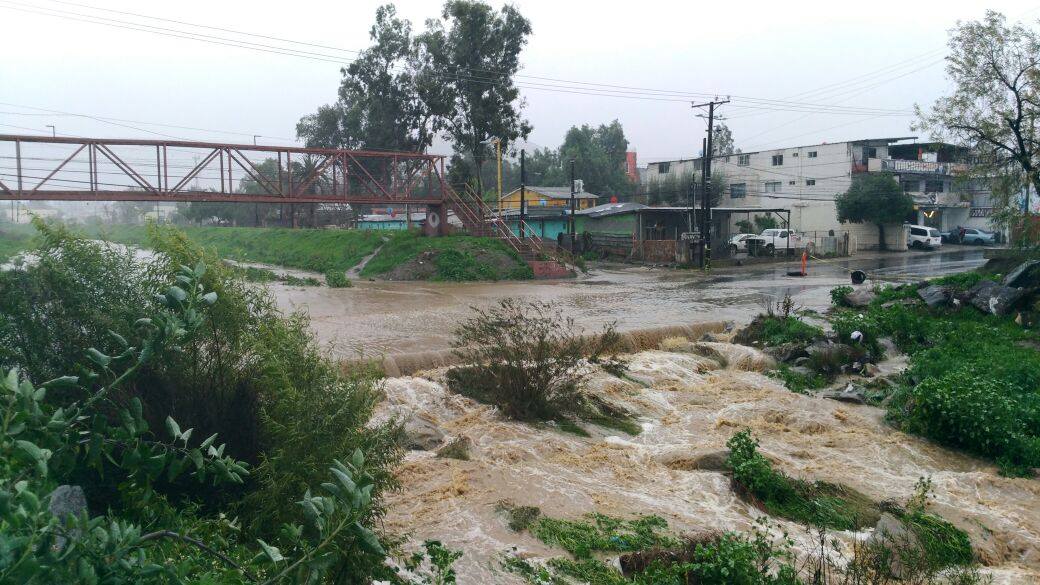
xmin=2 ymin=0 xmax=1038 ymax=165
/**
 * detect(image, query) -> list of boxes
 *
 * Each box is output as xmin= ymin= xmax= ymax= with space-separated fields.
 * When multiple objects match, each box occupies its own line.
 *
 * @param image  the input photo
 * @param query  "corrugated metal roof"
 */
xmin=575 ymin=201 xmax=647 ymax=218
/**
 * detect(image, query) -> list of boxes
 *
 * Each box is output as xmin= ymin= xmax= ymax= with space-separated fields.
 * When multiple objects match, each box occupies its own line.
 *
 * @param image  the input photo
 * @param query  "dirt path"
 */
xmin=347 ymin=238 xmax=388 ymax=280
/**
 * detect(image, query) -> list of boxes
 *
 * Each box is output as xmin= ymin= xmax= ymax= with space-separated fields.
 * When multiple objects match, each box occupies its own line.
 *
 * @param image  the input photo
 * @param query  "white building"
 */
xmin=643 ymin=137 xmax=995 ymax=249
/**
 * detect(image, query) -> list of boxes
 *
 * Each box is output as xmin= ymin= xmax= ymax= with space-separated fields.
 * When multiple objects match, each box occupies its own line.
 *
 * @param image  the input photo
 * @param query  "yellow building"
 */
xmin=498 ymin=185 xmax=600 ymax=212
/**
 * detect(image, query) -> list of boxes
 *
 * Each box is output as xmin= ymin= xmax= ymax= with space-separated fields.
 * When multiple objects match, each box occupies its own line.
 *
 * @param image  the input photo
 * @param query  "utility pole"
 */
xmin=569 ymin=159 xmax=576 ymax=252
xmin=520 ymin=149 xmax=526 ymax=240
xmin=691 ymin=97 xmax=730 ymax=269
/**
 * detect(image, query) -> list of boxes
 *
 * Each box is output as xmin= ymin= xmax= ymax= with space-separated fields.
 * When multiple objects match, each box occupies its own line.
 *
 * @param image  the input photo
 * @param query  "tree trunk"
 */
xmin=474 ymin=156 xmax=485 ymax=201
xmin=877 ymin=222 xmax=887 ymax=251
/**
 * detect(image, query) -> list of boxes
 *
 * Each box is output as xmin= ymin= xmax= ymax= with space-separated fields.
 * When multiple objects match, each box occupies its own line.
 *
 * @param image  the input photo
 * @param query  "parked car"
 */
xmin=758 ymin=228 xmax=803 ymax=254
xmin=960 ymin=227 xmax=997 ymax=246
xmin=727 ymin=233 xmax=756 ymax=255
xmin=907 ymin=225 xmax=942 ymax=249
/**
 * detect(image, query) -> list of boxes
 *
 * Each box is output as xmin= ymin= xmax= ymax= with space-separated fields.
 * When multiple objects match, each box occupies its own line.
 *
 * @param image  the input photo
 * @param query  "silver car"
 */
xmin=960 ymin=228 xmax=997 ymax=245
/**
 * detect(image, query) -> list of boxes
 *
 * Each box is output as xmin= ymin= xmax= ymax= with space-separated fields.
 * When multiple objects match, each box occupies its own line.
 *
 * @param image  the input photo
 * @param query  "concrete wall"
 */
xmin=577 ymin=213 xmax=639 ymax=237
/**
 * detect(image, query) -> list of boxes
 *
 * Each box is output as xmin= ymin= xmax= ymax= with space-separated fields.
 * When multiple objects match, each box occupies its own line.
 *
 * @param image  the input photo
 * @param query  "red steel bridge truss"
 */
xmin=0 ymin=134 xmax=548 ymax=256
xmin=0 ymin=134 xmax=451 ymax=204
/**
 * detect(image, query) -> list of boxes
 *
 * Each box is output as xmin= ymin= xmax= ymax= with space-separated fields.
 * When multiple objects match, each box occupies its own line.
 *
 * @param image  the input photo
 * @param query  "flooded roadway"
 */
xmin=270 ymin=247 xmax=987 ymax=358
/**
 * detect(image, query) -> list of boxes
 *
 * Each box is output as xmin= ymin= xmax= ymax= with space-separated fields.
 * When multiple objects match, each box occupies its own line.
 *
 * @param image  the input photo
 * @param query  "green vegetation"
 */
xmin=359 ymin=230 xmax=532 ymax=281
xmin=231 ymin=264 xmax=322 ymax=286
xmin=739 ymin=314 xmax=823 ymax=347
xmin=504 ymin=513 xmax=800 ymax=585
xmin=446 ymin=299 xmax=634 ymax=434
xmin=829 ymin=285 xmax=853 ymax=306
xmin=726 ymin=430 xmax=881 ymax=531
xmin=769 ymin=364 xmax=827 ymax=394
xmin=89 ymin=224 xmax=385 ymax=274
xmin=0 ymin=221 xmax=409 ymax=583
xmin=0 ymin=223 xmax=35 ymax=260
xmin=532 ymin=514 xmax=678 ymax=559
xmin=827 ymin=272 xmax=1040 ymax=476
xmin=324 ymin=270 xmax=352 ymax=288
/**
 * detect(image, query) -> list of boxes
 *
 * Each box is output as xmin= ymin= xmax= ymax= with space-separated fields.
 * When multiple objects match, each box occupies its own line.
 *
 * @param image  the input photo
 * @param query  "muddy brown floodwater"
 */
xmin=270 ymin=248 xmax=986 ymax=358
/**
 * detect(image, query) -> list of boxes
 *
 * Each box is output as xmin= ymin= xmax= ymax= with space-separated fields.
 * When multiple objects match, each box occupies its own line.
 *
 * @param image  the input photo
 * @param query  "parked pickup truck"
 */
xmin=754 ymin=228 xmax=804 ymax=254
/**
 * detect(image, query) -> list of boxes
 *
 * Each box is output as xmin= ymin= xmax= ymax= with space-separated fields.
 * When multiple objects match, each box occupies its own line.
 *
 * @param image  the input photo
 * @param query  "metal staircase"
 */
xmin=444 ymin=183 xmax=550 ymax=262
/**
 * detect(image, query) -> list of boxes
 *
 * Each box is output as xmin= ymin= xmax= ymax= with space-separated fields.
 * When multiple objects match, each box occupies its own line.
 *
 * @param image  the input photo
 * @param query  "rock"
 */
xmin=49 ymin=485 xmax=87 ymax=552
xmin=792 ymin=356 xmax=811 ymax=367
xmin=844 ymin=288 xmax=876 ymax=307
xmin=967 ymin=280 xmax=1026 ymax=316
xmin=763 ymin=342 xmax=809 ymax=363
xmin=436 ymin=435 xmax=472 ymax=460
xmin=1003 ymin=260 xmax=1040 ymax=289
xmin=699 ymin=333 xmax=718 ymax=342
xmin=403 ymin=414 xmax=446 ymax=451
xmin=917 ymin=285 xmax=954 ymax=309
xmin=862 ymin=362 xmax=881 ymax=377
xmin=866 ymin=513 xmax=922 ymax=579
xmin=819 ymin=383 xmax=867 ymax=405
xmin=656 ymin=450 xmax=730 ymax=472
xmin=789 ymin=366 xmax=814 ymax=378
xmin=689 ymin=450 xmax=731 ymax=472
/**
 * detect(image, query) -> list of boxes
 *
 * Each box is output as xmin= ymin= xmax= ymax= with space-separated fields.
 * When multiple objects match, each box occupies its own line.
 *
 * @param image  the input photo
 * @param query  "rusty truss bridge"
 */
xmin=0 ymin=134 xmax=551 ymax=259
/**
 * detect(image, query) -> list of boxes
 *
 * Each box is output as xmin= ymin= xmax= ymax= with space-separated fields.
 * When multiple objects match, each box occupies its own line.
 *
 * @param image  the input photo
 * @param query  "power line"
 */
xmin=32 ymin=0 xmax=916 ymax=114
xmin=0 ymin=0 xmax=914 ymax=116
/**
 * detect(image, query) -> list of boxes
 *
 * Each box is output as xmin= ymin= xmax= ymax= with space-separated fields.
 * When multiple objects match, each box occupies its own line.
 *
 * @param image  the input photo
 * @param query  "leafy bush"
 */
xmin=726 ymin=430 xmax=880 ymax=531
xmin=446 ymin=300 xmax=625 ymax=426
xmin=830 ymin=285 xmax=853 ymax=306
xmin=746 ymin=315 xmax=823 ymax=347
xmin=0 ymin=221 xmax=404 ymax=582
xmin=897 ymin=370 xmax=1040 ymax=475
xmin=324 ymin=270 xmax=352 ymax=288
xmin=0 ymin=263 xmax=390 ymax=583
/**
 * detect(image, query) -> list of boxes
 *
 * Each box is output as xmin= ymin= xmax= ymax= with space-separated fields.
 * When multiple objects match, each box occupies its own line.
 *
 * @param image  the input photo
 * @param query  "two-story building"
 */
xmin=643 ymin=137 xmax=995 ymax=248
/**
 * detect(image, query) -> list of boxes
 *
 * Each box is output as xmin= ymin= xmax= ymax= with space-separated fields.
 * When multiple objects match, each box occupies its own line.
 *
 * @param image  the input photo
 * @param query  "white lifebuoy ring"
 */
xmin=427 ymin=211 xmax=441 ymax=229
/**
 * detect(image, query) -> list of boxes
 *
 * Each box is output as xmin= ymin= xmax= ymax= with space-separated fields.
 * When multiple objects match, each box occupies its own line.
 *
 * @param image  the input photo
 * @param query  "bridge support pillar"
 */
xmin=423 ymin=204 xmax=449 ymax=237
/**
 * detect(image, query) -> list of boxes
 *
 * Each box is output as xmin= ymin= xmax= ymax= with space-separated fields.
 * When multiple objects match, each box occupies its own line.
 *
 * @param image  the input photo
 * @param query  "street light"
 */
xmin=482 ymin=137 xmax=503 ymax=212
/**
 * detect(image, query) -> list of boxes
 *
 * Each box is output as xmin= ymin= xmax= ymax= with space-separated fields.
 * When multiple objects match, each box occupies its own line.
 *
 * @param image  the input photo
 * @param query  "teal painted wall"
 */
xmin=505 ymin=218 xmax=569 ymax=241
xmin=358 ymin=220 xmax=410 ymax=230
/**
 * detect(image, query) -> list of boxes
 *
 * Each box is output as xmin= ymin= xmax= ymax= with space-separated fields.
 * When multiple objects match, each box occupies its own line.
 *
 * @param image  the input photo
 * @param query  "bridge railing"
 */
xmin=0 ymin=134 xmax=448 ymax=204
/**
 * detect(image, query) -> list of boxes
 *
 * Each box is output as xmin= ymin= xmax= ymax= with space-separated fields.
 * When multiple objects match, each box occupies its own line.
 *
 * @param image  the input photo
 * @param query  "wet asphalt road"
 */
xmin=273 ymin=246 xmax=988 ymax=357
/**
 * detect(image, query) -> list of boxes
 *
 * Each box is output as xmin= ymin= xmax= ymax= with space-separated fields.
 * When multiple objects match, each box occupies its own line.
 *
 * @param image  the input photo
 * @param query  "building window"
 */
xmin=771 ymin=154 xmax=783 ymax=166
xmin=807 ymin=151 xmax=818 ymax=158
xmin=805 ymin=179 xmax=816 ymax=186
xmin=792 ymin=152 xmax=799 ymax=158
xmin=730 ymin=183 xmax=747 ymax=198
xmin=901 ymin=180 xmax=920 ymax=193
xmin=658 ymin=162 xmax=670 ymax=173
xmin=788 ymin=180 xmax=796 ymax=185
xmin=737 ymin=154 xmax=750 ymax=166
xmin=925 ymin=180 xmax=944 ymax=192
xmin=864 ymin=147 xmax=877 ymax=159
xmin=764 ymin=181 xmax=781 ymax=193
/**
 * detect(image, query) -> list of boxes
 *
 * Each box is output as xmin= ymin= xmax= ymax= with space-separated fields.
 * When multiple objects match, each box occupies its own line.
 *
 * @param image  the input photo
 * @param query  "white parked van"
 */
xmin=907 ymin=225 xmax=942 ymax=250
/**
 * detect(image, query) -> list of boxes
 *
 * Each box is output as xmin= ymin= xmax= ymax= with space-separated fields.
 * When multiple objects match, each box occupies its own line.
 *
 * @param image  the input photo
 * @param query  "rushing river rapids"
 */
xmin=374 ymin=339 xmax=1040 ymax=584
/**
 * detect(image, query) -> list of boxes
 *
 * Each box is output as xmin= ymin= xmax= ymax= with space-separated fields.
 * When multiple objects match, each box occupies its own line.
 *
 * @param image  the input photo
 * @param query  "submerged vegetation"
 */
xmin=726 ymin=430 xmax=881 ymax=531
xmin=445 ymin=299 xmax=635 ymax=434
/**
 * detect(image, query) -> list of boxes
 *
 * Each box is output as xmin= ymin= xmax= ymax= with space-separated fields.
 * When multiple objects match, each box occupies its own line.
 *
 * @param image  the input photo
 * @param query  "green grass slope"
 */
xmin=360 ymin=231 xmax=532 ymax=281
xmin=89 ymin=225 xmax=385 ymax=274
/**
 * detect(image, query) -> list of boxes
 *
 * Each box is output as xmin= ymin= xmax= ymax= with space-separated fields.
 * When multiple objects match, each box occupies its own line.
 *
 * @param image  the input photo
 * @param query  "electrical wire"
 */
xmin=0 ymin=0 xmax=914 ymax=116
